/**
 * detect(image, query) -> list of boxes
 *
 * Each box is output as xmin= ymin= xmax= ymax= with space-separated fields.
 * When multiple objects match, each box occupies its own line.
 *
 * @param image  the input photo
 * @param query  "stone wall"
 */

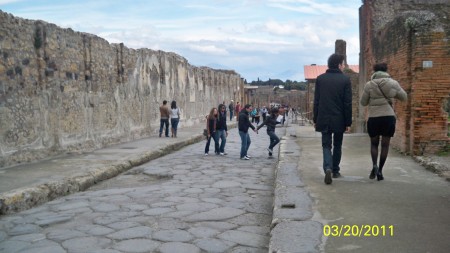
xmin=359 ymin=0 xmax=450 ymax=155
xmin=0 ymin=11 xmax=243 ymax=167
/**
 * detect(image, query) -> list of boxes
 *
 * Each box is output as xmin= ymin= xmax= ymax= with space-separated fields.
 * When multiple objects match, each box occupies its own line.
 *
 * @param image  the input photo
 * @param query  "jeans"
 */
xmin=267 ymin=130 xmax=280 ymax=150
xmin=170 ymin=118 xmax=179 ymax=136
xmin=321 ymin=130 xmax=344 ymax=173
xmin=217 ymin=129 xmax=227 ymax=153
xmin=159 ymin=118 xmax=169 ymax=137
xmin=205 ymin=132 xmax=219 ymax=154
xmin=229 ymin=111 xmax=233 ymax=121
xmin=239 ymin=131 xmax=251 ymax=158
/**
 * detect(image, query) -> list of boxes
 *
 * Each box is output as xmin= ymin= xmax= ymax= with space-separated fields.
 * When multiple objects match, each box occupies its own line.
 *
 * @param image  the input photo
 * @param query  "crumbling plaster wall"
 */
xmin=0 ymin=11 xmax=242 ymax=167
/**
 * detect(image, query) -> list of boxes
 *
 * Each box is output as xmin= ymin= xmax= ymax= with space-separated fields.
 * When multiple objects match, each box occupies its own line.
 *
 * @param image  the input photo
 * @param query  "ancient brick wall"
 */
xmin=0 ymin=11 xmax=243 ymax=167
xmin=359 ymin=0 xmax=450 ymax=155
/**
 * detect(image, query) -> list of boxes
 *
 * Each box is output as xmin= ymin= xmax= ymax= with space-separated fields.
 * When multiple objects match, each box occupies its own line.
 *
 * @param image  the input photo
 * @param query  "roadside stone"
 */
xmin=269 ymin=221 xmax=322 ymax=253
xmin=159 ymin=242 xmax=201 ymax=253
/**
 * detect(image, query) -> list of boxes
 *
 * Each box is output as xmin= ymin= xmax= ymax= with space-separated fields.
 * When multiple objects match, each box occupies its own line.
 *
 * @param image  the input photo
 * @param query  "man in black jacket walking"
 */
xmin=313 ymin=54 xmax=352 ymax=184
xmin=238 ymin=104 xmax=258 ymax=160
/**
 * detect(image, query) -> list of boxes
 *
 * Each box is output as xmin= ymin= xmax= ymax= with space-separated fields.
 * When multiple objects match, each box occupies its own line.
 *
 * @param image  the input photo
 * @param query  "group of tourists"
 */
xmin=158 ymin=53 xmax=408 ymax=184
xmin=204 ymin=102 xmax=284 ymax=160
xmin=314 ymin=53 xmax=407 ymax=185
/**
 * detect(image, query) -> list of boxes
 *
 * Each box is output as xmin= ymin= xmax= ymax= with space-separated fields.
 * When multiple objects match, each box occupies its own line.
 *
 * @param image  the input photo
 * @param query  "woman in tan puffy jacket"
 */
xmin=360 ymin=63 xmax=407 ymax=181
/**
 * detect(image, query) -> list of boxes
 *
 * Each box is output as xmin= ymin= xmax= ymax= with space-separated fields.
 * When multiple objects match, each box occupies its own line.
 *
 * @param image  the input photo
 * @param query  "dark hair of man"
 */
xmin=244 ymin=104 xmax=252 ymax=109
xmin=327 ymin=54 xmax=345 ymax=69
xmin=163 ymin=100 xmax=167 ymax=105
xmin=271 ymin=108 xmax=279 ymax=115
xmin=373 ymin=63 xmax=388 ymax=72
xmin=171 ymin=100 xmax=177 ymax=109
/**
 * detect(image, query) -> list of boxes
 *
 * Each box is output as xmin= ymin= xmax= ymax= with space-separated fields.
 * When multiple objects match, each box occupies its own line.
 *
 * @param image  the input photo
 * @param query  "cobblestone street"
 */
xmin=0 ymin=127 xmax=285 ymax=253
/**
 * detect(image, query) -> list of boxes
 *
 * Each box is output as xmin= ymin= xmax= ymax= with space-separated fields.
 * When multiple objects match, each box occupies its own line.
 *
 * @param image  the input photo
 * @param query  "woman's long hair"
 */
xmin=208 ymin=108 xmax=218 ymax=119
xmin=171 ymin=100 xmax=177 ymax=109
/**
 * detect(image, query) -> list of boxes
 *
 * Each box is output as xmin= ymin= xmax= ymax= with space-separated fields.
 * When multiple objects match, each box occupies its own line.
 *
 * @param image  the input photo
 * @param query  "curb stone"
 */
xmin=269 ymin=125 xmax=322 ymax=253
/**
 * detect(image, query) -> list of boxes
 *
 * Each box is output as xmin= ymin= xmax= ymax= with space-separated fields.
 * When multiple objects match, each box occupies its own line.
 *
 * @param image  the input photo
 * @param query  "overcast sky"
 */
xmin=0 ymin=0 xmax=362 ymax=82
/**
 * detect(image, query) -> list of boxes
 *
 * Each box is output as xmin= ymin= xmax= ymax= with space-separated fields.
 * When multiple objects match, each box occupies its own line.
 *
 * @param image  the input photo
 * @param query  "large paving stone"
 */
xmin=113 ymin=239 xmax=160 ymax=253
xmin=152 ymin=229 xmax=194 ymax=242
xmin=194 ymin=238 xmax=235 ymax=252
xmin=159 ymin=242 xmax=201 ymax=253
xmin=61 ymin=237 xmax=111 ymax=253
xmin=7 ymin=224 xmax=41 ymax=236
xmin=106 ymin=226 xmax=153 ymax=240
xmin=186 ymin=207 xmax=245 ymax=221
xmin=218 ymin=230 xmax=269 ymax=248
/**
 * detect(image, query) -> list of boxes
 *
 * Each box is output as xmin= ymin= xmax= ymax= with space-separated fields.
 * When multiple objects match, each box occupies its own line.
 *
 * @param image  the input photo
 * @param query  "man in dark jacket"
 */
xmin=217 ymin=104 xmax=228 ymax=155
xmin=313 ymin=53 xmax=352 ymax=184
xmin=238 ymin=104 xmax=258 ymax=160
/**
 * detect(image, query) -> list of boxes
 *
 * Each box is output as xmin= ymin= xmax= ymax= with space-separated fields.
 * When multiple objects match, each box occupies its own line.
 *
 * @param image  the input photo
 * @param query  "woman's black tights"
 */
xmin=370 ymin=135 xmax=391 ymax=172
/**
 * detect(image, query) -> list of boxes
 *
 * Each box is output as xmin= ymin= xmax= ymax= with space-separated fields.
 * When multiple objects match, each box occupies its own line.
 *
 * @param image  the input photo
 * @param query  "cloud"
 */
xmin=188 ymin=44 xmax=229 ymax=56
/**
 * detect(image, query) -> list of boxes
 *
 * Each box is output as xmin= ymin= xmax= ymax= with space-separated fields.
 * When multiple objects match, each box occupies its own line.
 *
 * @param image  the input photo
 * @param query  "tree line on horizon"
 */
xmin=246 ymin=78 xmax=307 ymax=91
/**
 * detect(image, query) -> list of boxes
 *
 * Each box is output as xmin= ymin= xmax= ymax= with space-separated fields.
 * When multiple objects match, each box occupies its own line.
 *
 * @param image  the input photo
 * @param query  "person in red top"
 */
xmin=235 ymin=102 xmax=241 ymax=121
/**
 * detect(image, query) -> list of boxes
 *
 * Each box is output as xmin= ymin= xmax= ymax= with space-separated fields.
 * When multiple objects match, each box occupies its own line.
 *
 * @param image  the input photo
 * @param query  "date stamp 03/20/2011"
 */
xmin=323 ymin=225 xmax=394 ymax=237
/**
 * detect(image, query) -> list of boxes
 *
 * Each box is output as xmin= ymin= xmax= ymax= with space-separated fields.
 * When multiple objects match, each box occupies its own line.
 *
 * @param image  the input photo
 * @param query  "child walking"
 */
xmin=257 ymin=108 xmax=281 ymax=157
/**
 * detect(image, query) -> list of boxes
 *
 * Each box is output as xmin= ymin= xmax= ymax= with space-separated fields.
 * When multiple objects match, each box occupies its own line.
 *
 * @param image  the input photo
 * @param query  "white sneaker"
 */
xmin=245 ymin=155 xmax=251 ymax=159
xmin=204 ymin=153 xmax=208 ymax=156
xmin=267 ymin=148 xmax=273 ymax=154
xmin=241 ymin=156 xmax=250 ymax=160
xmin=220 ymin=153 xmax=225 ymax=156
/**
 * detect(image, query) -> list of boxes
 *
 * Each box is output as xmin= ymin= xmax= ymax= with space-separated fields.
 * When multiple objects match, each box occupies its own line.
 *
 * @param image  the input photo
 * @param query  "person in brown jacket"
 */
xmin=159 ymin=100 xmax=170 ymax=137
